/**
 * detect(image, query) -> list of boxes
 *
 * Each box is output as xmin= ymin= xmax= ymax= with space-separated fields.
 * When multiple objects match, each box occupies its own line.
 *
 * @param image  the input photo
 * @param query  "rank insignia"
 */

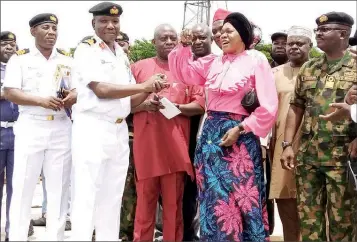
xmin=99 ymin=42 xmax=105 ymax=49
xmin=16 ymin=49 xmax=30 ymax=56
xmin=83 ymin=38 xmax=96 ymax=46
xmin=110 ymin=6 xmax=119 ymax=15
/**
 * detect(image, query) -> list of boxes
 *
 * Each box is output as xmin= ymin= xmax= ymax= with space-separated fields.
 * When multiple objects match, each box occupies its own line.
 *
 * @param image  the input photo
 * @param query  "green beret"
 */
xmin=0 ymin=31 xmax=16 ymax=41
xmin=89 ymin=2 xmax=123 ymax=16
xmin=116 ymin=32 xmax=129 ymax=43
xmin=316 ymin=12 xmax=354 ymax=27
xmin=29 ymin=13 xmax=58 ymax=28
xmin=350 ymin=29 xmax=357 ymax=46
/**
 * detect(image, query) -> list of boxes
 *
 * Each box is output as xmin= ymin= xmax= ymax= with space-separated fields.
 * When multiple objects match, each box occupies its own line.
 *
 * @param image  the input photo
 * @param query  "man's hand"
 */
xmin=180 ymin=29 xmax=193 ymax=46
xmin=62 ymin=90 xmax=77 ymax=108
xmin=142 ymin=99 xmax=165 ymax=113
xmin=142 ymin=74 xmax=169 ymax=93
xmin=39 ymin=96 xmax=63 ymax=111
xmin=280 ymin=146 xmax=296 ymax=170
xmin=219 ymin=126 xmax=240 ymax=147
xmin=319 ymin=103 xmax=351 ymax=122
xmin=345 ymin=85 xmax=357 ymax=105
xmin=349 ymin=138 xmax=357 ymax=158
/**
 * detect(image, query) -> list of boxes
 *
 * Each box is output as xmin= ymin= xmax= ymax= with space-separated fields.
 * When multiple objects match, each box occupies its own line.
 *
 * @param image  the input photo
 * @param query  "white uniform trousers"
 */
xmin=9 ymin=114 xmax=72 ymax=241
xmin=70 ymin=113 xmax=129 ymax=241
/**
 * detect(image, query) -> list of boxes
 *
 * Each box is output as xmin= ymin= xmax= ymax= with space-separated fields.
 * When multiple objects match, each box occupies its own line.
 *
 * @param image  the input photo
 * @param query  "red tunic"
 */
xmin=131 ymin=57 xmax=205 ymax=181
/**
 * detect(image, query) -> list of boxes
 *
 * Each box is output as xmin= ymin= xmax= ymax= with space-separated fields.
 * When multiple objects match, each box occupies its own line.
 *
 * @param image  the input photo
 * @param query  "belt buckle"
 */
xmin=3 ymin=121 xmax=9 ymax=128
xmin=115 ymin=118 xmax=123 ymax=124
xmin=46 ymin=115 xmax=54 ymax=121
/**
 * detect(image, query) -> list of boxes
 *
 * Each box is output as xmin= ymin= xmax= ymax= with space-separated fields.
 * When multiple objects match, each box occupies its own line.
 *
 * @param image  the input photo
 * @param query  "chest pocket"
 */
xmin=302 ymin=80 xmax=317 ymax=105
xmin=336 ymin=74 xmax=356 ymax=103
xmin=22 ymin=65 xmax=42 ymax=92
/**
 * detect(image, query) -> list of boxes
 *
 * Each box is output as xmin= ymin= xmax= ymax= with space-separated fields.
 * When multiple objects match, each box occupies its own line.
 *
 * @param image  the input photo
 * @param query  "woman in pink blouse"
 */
xmin=169 ymin=12 xmax=278 ymax=241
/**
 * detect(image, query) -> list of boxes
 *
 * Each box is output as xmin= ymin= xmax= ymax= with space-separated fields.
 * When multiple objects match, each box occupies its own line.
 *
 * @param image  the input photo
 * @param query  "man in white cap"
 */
xmin=269 ymin=25 xmax=313 ymax=241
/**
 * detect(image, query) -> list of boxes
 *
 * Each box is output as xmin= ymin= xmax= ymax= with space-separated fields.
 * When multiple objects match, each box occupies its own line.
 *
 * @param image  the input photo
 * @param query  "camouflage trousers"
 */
xmin=119 ymin=137 xmax=137 ymax=241
xmin=296 ymin=164 xmax=354 ymax=241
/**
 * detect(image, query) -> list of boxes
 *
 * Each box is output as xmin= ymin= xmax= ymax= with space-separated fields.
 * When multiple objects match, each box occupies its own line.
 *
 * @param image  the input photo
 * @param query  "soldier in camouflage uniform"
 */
xmin=117 ymin=32 xmax=137 ymax=241
xmin=281 ymin=12 xmax=356 ymax=241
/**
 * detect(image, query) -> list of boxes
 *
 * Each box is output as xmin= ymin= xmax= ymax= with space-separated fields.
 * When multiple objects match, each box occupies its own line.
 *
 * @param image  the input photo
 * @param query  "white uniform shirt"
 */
xmin=352 ymin=103 xmax=357 ymax=123
xmin=72 ymin=34 xmax=135 ymax=120
xmin=3 ymin=47 xmax=73 ymax=116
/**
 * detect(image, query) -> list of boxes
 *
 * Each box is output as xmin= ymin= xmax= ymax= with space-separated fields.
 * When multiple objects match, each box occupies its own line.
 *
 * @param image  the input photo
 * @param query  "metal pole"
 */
xmin=182 ymin=1 xmax=188 ymax=30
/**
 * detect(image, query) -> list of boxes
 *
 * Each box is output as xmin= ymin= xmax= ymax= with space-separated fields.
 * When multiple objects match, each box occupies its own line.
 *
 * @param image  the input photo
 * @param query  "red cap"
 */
xmin=213 ymin=8 xmax=231 ymax=22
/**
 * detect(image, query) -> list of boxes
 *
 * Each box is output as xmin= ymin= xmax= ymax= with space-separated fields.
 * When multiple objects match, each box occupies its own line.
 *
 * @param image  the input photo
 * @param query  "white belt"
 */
xmin=23 ymin=114 xmax=67 ymax=121
xmin=0 ymin=121 xmax=15 ymax=128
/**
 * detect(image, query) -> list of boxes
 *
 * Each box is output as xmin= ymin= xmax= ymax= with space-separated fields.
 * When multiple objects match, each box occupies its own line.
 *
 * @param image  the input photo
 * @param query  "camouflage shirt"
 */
xmin=290 ymin=51 xmax=357 ymax=166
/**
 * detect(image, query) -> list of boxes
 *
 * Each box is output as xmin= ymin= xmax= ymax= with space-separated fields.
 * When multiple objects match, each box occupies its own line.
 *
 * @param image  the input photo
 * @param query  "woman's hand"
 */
xmin=219 ymin=126 xmax=241 ymax=147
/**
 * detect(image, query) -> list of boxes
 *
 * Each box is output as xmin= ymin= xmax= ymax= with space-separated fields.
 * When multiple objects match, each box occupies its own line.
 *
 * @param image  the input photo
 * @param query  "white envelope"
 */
xmin=159 ymin=97 xmax=181 ymax=119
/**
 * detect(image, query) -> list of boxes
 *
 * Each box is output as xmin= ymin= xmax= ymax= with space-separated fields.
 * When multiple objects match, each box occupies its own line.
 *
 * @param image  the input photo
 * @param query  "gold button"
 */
xmin=115 ymin=118 xmax=123 ymax=124
xmin=47 ymin=115 xmax=54 ymax=121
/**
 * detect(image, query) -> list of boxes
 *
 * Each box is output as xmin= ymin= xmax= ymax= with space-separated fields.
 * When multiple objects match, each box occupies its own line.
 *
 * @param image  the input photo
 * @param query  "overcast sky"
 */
xmin=1 ymin=1 xmax=356 ymax=54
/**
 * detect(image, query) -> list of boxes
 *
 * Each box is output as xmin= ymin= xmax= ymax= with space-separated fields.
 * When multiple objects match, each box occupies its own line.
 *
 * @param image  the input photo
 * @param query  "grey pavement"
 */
xmin=1 ymin=181 xmax=284 ymax=241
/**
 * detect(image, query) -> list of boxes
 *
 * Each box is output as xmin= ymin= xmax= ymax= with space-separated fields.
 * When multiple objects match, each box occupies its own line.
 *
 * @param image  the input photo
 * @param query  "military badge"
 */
xmin=99 ymin=42 xmax=105 ymax=49
xmin=8 ymin=33 xmax=14 ymax=40
xmin=83 ymin=38 xmax=96 ymax=46
xmin=110 ymin=6 xmax=119 ymax=15
xmin=56 ymin=48 xmax=72 ymax=57
xmin=16 ymin=49 xmax=30 ymax=56
xmin=319 ymin=15 xmax=328 ymax=23
xmin=50 ymin=15 xmax=57 ymax=23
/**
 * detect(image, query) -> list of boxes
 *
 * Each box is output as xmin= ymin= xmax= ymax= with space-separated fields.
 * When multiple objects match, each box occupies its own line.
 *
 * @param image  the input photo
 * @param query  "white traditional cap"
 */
xmin=287 ymin=26 xmax=312 ymax=39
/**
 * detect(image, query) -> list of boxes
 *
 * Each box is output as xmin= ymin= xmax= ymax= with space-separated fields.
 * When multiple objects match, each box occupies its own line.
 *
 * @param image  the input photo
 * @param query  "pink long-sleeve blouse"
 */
xmin=168 ymin=45 xmax=278 ymax=138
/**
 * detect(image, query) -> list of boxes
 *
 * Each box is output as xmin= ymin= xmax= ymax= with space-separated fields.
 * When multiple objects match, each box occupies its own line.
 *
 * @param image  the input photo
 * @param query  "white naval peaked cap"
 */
xmin=287 ymin=26 xmax=313 ymax=39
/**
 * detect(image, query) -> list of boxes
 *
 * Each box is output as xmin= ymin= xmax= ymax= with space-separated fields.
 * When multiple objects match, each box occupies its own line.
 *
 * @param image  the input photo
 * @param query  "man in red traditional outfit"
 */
xmin=131 ymin=24 xmax=205 ymax=241
xmin=211 ymin=8 xmax=231 ymax=49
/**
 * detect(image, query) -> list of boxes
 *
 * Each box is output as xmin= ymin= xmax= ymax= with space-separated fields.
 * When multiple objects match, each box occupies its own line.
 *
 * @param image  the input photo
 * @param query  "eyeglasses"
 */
xmin=313 ymin=27 xmax=345 ymax=34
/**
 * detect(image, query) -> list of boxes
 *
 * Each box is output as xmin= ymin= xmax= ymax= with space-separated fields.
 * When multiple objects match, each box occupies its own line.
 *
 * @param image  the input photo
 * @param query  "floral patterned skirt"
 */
xmin=194 ymin=111 xmax=270 ymax=241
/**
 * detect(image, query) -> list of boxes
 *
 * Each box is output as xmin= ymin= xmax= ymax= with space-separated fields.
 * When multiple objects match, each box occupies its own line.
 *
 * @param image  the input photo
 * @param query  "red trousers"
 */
xmin=133 ymin=172 xmax=185 ymax=241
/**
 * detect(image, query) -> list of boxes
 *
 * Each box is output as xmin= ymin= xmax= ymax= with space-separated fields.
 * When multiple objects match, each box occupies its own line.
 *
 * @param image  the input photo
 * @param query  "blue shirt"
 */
xmin=1 ymin=62 xmax=19 ymax=122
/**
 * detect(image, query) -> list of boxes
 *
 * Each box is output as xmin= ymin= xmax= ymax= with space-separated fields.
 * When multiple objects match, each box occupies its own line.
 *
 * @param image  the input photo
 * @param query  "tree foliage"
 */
xmin=129 ymin=39 xmax=156 ymax=63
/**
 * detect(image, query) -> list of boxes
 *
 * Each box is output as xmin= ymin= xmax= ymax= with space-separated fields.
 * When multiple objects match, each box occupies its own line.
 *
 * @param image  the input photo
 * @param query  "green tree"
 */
xmin=255 ymin=43 xmax=272 ymax=62
xmin=129 ymin=39 xmax=156 ymax=63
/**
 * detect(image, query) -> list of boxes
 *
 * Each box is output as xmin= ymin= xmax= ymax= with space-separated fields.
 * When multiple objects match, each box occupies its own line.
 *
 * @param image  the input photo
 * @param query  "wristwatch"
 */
xmin=281 ymin=141 xmax=292 ymax=150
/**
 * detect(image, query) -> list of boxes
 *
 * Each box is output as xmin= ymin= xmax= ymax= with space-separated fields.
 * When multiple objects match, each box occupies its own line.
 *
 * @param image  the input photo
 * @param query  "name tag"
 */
xmin=302 ymin=76 xmax=317 ymax=81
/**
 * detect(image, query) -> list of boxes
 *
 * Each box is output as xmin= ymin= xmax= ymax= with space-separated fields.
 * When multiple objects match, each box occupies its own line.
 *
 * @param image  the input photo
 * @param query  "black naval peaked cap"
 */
xmin=89 ymin=2 xmax=123 ymax=16
xmin=0 ymin=31 xmax=16 ymax=41
xmin=29 ymin=13 xmax=58 ymax=28
xmin=316 ymin=12 xmax=354 ymax=27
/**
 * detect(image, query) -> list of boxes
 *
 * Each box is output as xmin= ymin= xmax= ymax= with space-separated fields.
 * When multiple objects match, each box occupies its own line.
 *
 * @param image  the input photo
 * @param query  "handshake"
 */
xmin=140 ymin=73 xmax=170 ymax=93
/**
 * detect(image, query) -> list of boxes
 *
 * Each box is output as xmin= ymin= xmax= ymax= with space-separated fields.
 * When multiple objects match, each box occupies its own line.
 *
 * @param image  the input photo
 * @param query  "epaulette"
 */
xmin=16 ymin=49 xmax=30 ymax=56
xmin=56 ymin=48 xmax=72 ymax=57
xmin=82 ymin=37 xmax=97 ymax=46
